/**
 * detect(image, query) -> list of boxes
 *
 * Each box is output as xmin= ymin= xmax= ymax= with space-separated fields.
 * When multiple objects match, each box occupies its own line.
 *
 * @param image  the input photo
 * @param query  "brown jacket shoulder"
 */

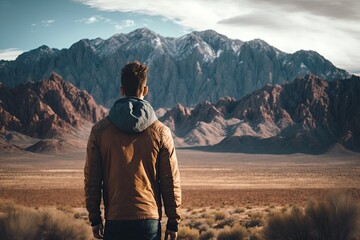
xmin=84 ymin=117 xmax=181 ymax=230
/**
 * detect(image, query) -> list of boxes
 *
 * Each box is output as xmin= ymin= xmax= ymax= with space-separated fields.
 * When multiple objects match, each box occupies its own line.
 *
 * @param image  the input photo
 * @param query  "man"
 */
xmin=84 ymin=61 xmax=181 ymax=240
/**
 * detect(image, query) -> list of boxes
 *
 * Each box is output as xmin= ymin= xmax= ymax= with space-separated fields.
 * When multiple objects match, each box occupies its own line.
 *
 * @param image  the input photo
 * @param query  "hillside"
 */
xmin=160 ymin=74 xmax=360 ymax=153
xmin=0 ymin=73 xmax=106 ymax=152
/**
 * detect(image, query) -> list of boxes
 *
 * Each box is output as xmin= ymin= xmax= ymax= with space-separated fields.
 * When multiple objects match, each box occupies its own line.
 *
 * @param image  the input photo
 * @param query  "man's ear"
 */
xmin=120 ymin=87 xmax=125 ymax=96
xmin=143 ymin=86 xmax=148 ymax=97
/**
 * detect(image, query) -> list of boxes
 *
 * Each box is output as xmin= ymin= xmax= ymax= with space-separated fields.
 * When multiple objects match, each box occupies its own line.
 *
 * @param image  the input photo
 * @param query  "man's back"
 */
xmin=85 ymin=92 xmax=181 ymax=240
xmin=86 ymin=116 xmax=181 ymax=221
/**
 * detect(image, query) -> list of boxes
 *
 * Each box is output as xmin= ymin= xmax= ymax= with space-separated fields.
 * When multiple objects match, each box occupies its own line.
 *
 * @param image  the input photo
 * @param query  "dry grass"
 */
xmin=200 ymin=228 xmax=217 ymax=240
xmin=263 ymin=192 xmax=360 ymax=240
xmin=213 ymin=211 xmax=227 ymax=221
xmin=175 ymin=192 xmax=360 ymax=240
xmin=215 ymin=217 xmax=238 ymax=229
xmin=0 ymin=187 xmax=323 ymax=208
xmin=178 ymin=226 xmax=199 ymax=240
xmin=1 ymin=150 xmax=360 ymax=239
xmin=0 ymin=200 xmax=91 ymax=240
xmin=306 ymin=192 xmax=360 ymax=240
xmin=217 ymin=224 xmax=247 ymax=240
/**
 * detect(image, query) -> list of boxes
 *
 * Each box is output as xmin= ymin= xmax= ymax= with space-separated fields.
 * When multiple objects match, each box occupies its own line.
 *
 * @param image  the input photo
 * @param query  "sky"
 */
xmin=0 ymin=0 xmax=359 ymax=75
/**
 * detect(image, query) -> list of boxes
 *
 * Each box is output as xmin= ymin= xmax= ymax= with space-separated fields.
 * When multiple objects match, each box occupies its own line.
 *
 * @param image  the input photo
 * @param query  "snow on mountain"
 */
xmin=16 ymin=45 xmax=60 ymax=63
xmin=0 ymin=28 xmax=351 ymax=108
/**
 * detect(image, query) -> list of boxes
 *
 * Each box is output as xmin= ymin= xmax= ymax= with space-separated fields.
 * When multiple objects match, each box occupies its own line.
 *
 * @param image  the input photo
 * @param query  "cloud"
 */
xmin=76 ymin=15 xmax=135 ymax=30
xmin=83 ymin=16 xmax=98 ymax=24
xmin=74 ymin=0 xmax=360 ymax=72
xmin=76 ymin=15 xmax=111 ymax=24
xmin=218 ymin=11 xmax=290 ymax=29
xmin=248 ymin=0 xmax=360 ymax=20
xmin=115 ymin=19 xmax=135 ymax=30
xmin=41 ymin=19 xmax=55 ymax=27
xmin=0 ymin=48 xmax=23 ymax=61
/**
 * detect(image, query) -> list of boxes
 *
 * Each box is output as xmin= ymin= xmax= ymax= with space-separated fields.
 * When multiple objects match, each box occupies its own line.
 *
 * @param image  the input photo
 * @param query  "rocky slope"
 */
xmin=0 ymin=73 xmax=106 ymax=152
xmin=160 ymin=75 xmax=360 ymax=154
xmin=0 ymin=28 xmax=350 ymax=108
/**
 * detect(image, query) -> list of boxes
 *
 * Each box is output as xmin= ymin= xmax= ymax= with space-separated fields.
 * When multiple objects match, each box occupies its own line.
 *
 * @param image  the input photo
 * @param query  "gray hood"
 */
xmin=108 ymin=97 xmax=157 ymax=133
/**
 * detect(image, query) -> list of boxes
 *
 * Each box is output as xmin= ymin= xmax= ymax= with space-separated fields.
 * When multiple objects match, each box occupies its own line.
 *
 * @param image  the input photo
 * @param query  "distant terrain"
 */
xmin=1 ymin=73 xmax=359 ymax=154
xmin=162 ymin=74 xmax=360 ymax=153
xmin=0 ymin=28 xmax=350 ymax=108
xmin=0 ymin=28 xmax=359 ymax=154
xmin=1 ymin=149 xmax=359 ymax=207
xmin=0 ymin=73 xmax=105 ymax=153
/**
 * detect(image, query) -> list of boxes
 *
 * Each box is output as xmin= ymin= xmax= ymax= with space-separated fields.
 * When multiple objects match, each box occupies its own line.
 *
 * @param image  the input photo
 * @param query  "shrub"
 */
xmin=262 ymin=207 xmax=313 ymax=240
xmin=201 ymin=212 xmax=212 ymax=218
xmin=0 ymin=200 xmax=91 ymax=240
xmin=188 ymin=219 xmax=204 ymax=229
xmin=200 ymin=228 xmax=217 ymax=240
xmin=263 ymin=192 xmax=360 ymax=240
xmin=178 ymin=226 xmax=199 ymax=240
xmin=281 ymin=206 xmax=288 ymax=213
xmin=213 ymin=211 xmax=227 ymax=221
xmin=233 ymin=208 xmax=245 ymax=214
xmin=39 ymin=209 xmax=90 ymax=240
xmin=217 ymin=224 xmax=247 ymax=240
xmin=306 ymin=192 xmax=360 ymax=240
xmin=205 ymin=217 xmax=216 ymax=226
xmin=246 ymin=212 xmax=265 ymax=228
xmin=249 ymin=232 xmax=264 ymax=240
xmin=215 ymin=217 xmax=237 ymax=228
xmin=0 ymin=203 xmax=41 ymax=240
xmin=245 ymin=218 xmax=263 ymax=228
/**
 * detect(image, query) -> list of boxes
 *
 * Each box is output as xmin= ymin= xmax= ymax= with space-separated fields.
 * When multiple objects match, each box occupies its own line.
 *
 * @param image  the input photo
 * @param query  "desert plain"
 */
xmin=1 ymin=145 xmax=360 ymax=239
xmin=0 ymin=145 xmax=359 ymax=208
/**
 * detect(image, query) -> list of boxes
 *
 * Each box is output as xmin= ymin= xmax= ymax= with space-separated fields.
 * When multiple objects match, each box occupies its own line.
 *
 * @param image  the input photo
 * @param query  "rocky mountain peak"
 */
xmin=48 ymin=72 xmax=64 ymax=82
xmin=16 ymin=45 xmax=59 ymax=63
xmin=0 ymin=73 xmax=106 ymax=138
xmin=129 ymin=27 xmax=158 ymax=37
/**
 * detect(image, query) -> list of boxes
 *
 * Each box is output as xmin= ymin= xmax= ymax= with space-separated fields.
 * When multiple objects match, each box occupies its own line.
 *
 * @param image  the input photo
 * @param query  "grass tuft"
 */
xmin=263 ymin=192 xmax=360 ymax=240
xmin=200 ymin=228 xmax=217 ymax=240
xmin=0 ymin=200 xmax=91 ymax=240
xmin=178 ymin=226 xmax=199 ymax=240
xmin=217 ymin=224 xmax=247 ymax=240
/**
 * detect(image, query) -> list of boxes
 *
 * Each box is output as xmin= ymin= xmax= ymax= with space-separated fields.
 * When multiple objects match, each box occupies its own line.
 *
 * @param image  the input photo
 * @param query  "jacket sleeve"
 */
xmin=84 ymin=126 xmax=103 ymax=226
xmin=158 ymin=126 xmax=181 ymax=231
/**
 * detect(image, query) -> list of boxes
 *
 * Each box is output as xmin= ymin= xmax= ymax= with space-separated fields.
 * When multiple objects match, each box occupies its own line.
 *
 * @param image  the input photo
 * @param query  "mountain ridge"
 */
xmin=1 ymin=72 xmax=359 ymax=154
xmin=0 ymin=73 xmax=106 ymax=142
xmin=0 ymin=28 xmax=350 ymax=108
xmin=160 ymin=74 xmax=360 ymax=153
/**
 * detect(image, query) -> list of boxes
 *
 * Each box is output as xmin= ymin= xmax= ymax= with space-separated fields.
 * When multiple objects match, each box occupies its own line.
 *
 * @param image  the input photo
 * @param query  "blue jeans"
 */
xmin=104 ymin=219 xmax=161 ymax=240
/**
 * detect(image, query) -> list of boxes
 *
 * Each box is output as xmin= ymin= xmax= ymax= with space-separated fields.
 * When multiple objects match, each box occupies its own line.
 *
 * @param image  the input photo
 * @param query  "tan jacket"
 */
xmin=84 ymin=115 xmax=181 ymax=230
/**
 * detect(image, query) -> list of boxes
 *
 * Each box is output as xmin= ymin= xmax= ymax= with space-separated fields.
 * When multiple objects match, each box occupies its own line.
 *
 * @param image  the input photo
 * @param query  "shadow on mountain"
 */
xmin=192 ymin=135 xmax=332 ymax=155
xmin=25 ymin=139 xmax=74 ymax=153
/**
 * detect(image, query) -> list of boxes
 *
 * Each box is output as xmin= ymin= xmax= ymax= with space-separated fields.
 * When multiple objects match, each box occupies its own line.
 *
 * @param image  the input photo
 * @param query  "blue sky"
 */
xmin=0 ymin=0 xmax=185 ymax=51
xmin=1 ymin=0 xmax=359 ymax=74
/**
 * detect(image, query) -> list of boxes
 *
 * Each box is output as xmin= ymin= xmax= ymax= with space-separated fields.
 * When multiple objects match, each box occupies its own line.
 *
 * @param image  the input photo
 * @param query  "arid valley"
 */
xmin=1 ymin=147 xmax=360 ymax=208
xmin=1 ymin=146 xmax=360 ymax=239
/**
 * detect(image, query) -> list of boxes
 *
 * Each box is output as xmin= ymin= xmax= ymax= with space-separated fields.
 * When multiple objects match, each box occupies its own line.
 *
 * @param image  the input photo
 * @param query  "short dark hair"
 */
xmin=121 ymin=61 xmax=148 ymax=97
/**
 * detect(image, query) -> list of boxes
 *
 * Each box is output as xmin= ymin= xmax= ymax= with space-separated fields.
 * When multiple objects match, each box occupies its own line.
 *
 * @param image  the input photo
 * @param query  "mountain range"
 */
xmin=1 ymin=72 xmax=359 ymax=154
xmin=0 ymin=28 xmax=358 ymax=154
xmin=0 ymin=28 xmax=351 ymax=108
xmin=160 ymin=74 xmax=360 ymax=154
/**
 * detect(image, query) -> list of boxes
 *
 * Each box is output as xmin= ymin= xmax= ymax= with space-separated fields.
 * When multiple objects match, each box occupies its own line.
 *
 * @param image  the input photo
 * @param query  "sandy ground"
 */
xmin=0 ymin=148 xmax=360 ymax=208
